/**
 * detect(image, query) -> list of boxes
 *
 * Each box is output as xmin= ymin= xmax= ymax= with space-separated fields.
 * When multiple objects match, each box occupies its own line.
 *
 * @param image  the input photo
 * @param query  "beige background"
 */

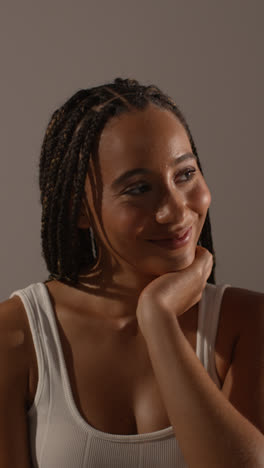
xmin=0 ymin=0 xmax=263 ymax=300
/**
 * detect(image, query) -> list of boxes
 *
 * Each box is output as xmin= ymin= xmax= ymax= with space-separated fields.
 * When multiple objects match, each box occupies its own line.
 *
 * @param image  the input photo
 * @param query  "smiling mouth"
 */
xmin=148 ymin=226 xmax=192 ymax=250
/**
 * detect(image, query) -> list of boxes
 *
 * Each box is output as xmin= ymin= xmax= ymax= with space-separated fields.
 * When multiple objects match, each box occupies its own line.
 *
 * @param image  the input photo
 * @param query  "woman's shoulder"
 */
xmin=219 ymin=284 xmax=264 ymax=335
xmin=221 ymin=284 xmax=264 ymax=310
xmin=0 ymin=294 xmax=30 ymax=389
xmin=212 ymin=284 xmax=264 ymax=389
xmin=0 ymin=292 xmax=33 ymax=362
xmin=0 ymin=294 xmax=29 ymax=335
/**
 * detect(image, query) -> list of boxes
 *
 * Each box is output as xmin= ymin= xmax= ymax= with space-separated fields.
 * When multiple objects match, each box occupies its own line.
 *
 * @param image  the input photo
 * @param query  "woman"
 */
xmin=1 ymin=78 xmax=263 ymax=467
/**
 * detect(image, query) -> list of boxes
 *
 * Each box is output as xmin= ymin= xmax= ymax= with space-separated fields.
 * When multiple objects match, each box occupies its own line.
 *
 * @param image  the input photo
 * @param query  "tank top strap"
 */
xmin=9 ymin=282 xmax=65 ymax=409
xmin=196 ymin=283 xmax=231 ymax=388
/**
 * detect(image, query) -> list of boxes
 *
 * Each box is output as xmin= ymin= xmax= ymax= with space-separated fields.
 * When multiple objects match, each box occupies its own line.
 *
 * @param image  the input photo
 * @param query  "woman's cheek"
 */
xmin=103 ymin=202 xmax=144 ymax=234
xmin=191 ymin=181 xmax=211 ymax=214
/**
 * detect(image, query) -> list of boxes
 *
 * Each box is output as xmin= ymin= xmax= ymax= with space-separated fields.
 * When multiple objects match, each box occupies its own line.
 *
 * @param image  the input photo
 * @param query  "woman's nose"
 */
xmin=155 ymin=190 xmax=187 ymax=224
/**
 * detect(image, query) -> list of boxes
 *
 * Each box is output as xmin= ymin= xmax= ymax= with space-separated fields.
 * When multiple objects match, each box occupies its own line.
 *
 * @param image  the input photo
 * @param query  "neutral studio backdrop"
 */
xmin=0 ymin=0 xmax=263 ymax=300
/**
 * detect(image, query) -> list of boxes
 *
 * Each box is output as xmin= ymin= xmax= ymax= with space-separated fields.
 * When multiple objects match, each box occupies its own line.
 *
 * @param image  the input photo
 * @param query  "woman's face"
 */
xmin=82 ymin=103 xmax=211 ymax=280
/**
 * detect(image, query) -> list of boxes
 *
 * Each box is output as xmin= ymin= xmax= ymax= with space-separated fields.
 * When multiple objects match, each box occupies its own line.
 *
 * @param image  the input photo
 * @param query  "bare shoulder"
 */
xmin=0 ymin=296 xmax=33 ymax=466
xmin=221 ymin=285 xmax=264 ymax=330
xmin=222 ymin=284 xmax=264 ymax=305
xmin=0 ymin=293 xmax=37 ymax=401
xmin=219 ymin=286 xmax=264 ymax=437
xmin=213 ymin=285 xmax=264 ymax=385
xmin=0 ymin=294 xmax=32 ymax=372
xmin=0 ymin=294 xmax=31 ymax=343
xmin=0 ymin=295 xmax=34 ymax=404
xmin=222 ymin=287 xmax=264 ymax=323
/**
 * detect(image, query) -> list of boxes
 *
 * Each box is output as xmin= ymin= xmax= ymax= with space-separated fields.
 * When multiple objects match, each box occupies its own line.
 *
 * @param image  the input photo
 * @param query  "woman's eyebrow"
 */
xmin=110 ymin=152 xmax=196 ymax=190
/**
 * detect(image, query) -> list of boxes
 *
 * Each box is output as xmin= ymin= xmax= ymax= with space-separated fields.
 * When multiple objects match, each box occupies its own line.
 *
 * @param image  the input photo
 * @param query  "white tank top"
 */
xmin=10 ymin=281 xmax=230 ymax=467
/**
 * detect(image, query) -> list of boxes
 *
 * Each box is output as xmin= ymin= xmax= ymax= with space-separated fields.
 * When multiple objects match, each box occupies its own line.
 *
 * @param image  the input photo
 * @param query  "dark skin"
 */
xmin=41 ymin=103 xmax=213 ymax=434
xmin=0 ymin=102 xmax=263 ymax=464
xmin=30 ymin=103 xmax=263 ymax=443
xmin=48 ymin=102 xmax=211 ymax=333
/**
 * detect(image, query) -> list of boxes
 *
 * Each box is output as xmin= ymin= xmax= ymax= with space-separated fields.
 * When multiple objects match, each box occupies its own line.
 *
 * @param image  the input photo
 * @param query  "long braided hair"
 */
xmin=39 ymin=78 xmax=216 ymax=285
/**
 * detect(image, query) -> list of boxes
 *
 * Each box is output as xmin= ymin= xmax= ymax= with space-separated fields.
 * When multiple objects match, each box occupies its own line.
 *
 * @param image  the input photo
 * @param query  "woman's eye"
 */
xmin=124 ymin=184 xmax=150 ymax=196
xmin=123 ymin=169 xmax=197 ymax=196
xmin=177 ymin=168 xmax=196 ymax=182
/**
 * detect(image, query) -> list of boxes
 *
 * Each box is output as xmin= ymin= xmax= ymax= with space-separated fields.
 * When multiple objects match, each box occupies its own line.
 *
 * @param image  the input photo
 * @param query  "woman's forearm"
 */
xmin=139 ymin=308 xmax=264 ymax=468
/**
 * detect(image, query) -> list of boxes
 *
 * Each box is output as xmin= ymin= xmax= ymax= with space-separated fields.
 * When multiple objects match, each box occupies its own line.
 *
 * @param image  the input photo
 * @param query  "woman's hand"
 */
xmin=136 ymin=246 xmax=213 ymax=332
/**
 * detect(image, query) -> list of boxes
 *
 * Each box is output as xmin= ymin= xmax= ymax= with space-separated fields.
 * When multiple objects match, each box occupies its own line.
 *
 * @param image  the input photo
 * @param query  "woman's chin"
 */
xmin=164 ymin=246 xmax=196 ymax=267
xmin=140 ymin=255 xmax=195 ymax=277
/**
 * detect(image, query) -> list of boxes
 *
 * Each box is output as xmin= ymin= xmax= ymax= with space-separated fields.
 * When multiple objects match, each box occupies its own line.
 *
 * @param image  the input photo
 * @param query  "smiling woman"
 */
xmin=38 ymin=78 xmax=216 ymax=286
xmin=0 ymin=78 xmax=263 ymax=468
xmin=77 ymin=100 xmax=212 ymax=283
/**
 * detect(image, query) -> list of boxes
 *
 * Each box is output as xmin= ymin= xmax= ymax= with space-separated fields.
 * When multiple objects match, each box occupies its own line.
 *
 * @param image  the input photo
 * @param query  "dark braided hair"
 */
xmin=39 ymin=78 xmax=216 ymax=285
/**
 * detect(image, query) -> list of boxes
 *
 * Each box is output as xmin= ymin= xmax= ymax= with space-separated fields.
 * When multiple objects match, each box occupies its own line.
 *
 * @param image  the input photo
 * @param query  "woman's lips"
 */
xmin=148 ymin=226 xmax=192 ymax=250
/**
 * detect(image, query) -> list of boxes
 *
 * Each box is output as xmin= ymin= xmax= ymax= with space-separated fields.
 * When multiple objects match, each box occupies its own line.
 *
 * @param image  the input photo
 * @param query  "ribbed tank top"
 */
xmin=9 ymin=281 xmax=230 ymax=468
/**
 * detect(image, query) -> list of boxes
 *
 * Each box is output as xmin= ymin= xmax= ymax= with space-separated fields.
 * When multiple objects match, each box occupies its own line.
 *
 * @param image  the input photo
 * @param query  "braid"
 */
xmin=39 ymin=77 xmax=216 ymax=285
xmin=39 ymin=90 xmax=92 ymax=194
